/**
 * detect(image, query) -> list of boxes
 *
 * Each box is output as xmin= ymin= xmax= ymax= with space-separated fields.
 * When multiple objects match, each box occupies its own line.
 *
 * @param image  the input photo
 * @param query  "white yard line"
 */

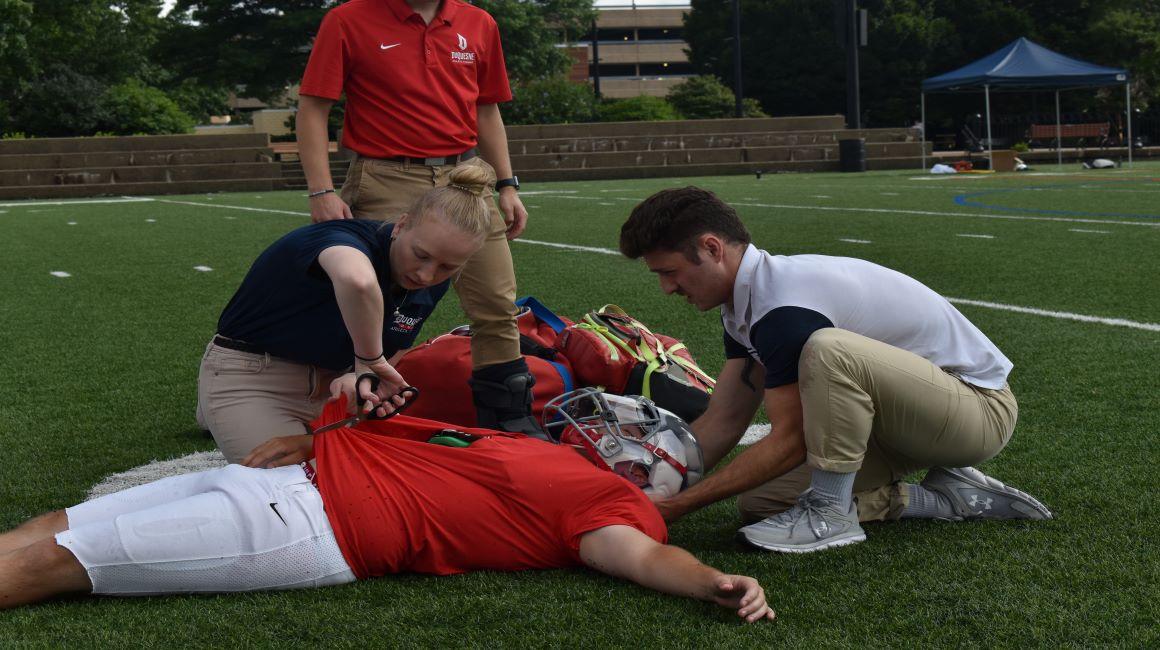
xmin=838 ymin=238 xmax=872 ymax=244
xmin=516 ymin=239 xmax=620 ymax=256
xmin=135 ymin=198 xmax=1158 ymax=333
xmin=0 ymin=197 xmax=155 ymax=208
xmin=152 ymin=198 xmax=309 ymax=217
xmin=956 ymin=233 xmax=995 ymax=239
xmin=947 ymin=298 xmax=1160 ymax=332
xmin=1069 ymin=228 xmax=1110 ymax=234
xmin=193 ymin=265 xmax=213 ymax=272
xmin=731 ymin=201 xmax=1160 ymax=228
xmin=49 ymin=271 xmax=71 ymax=278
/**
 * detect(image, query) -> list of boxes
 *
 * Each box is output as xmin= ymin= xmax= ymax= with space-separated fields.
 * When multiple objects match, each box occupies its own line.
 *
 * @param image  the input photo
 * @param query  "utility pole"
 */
xmin=732 ymin=0 xmax=743 ymax=118
xmin=845 ymin=0 xmax=861 ymax=129
xmin=591 ymin=20 xmax=601 ymax=100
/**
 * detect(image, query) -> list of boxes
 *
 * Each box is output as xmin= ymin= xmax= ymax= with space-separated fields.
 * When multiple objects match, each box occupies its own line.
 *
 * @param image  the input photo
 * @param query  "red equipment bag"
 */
xmin=393 ymin=298 xmax=574 ymax=428
xmin=553 ymin=305 xmax=715 ymax=423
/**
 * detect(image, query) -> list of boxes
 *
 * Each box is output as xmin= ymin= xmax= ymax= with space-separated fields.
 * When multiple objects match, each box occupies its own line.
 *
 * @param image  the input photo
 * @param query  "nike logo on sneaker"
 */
xmin=269 ymin=502 xmax=288 ymax=526
xmin=380 ymin=43 xmax=400 ymax=50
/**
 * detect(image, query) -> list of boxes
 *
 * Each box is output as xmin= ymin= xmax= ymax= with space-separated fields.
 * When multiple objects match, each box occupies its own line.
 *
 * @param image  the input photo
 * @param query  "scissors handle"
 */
xmin=356 ymin=373 xmax=420 ymax=421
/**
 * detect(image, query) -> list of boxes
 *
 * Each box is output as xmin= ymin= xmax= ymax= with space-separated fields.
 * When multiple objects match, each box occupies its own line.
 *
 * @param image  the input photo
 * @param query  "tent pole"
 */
xmin=984 ymin=85 xmax=993 ymax=170
xmin=1055 ymin=90 xmax=1062 ymax=168
xmin=1126 ymin=82 xmax=1133 ymax=168
xmin=921 ymin=93 xmax=926 ymax=170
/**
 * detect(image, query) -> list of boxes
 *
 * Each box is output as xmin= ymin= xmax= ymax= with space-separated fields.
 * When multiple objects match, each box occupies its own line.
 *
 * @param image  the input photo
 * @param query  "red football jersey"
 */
xmin=312 ymin=403 xmax=667 ymax=579
xmin=299 ymin=0 xmax=512 ymax=158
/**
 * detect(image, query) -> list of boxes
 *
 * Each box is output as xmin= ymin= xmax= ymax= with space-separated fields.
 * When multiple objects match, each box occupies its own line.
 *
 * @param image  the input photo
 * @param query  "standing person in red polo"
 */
xmin=296 ymin=0 xmax=538 ymax=435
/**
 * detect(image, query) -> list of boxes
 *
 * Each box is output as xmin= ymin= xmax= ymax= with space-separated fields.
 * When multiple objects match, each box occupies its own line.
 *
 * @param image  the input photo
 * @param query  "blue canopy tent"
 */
xmin=920 ymin=37 xmax=1131 ymax=169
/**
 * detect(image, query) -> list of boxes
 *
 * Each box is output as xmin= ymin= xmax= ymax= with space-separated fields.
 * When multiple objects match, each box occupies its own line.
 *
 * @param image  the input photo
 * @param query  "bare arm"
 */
xmin=653 ymin=383 xmax=806 ymax=522
xmin=298 ymin=94 xmax=352 ymax=223
xmin=580 ymin=525 xmax=775 ymax=623
xmin=317 ymin=246 xmax=407 ymax=410
xmin=475 ymin=103 xmax=527 ymax=239
xmin=694 ymin=358 xmax=766 ymax=469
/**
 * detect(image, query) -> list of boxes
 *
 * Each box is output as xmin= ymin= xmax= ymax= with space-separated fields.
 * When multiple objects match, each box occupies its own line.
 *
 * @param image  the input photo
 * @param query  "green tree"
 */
xmin=158 ymin=1 xmax=335 ymax=104
xmin=99 ymin=79 xmax=196 ymax=135
xmin=505 ymin=77 xmax=596 ymax=125
xmin=474 ymin=0 xmax=595 ymax=83
xmin=597 ymin=96 xmax=680 ymax=122
xmin=667 ymin=75 xmax=765 ymax=119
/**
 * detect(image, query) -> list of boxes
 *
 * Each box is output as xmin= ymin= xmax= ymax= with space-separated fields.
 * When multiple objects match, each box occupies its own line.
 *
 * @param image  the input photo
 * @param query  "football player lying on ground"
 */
xmin=0 ymin=389 xmax=775 ymax=623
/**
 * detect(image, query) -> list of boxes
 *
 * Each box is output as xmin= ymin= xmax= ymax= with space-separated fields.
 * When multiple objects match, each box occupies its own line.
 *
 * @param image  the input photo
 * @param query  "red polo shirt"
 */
xmin=300 ymin=0 xmax=512 ymax=158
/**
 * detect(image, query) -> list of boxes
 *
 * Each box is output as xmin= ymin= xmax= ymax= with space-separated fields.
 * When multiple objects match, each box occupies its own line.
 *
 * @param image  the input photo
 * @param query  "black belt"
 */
xmin=380 ymin=148 xmax=477 ymax=166
xmin=213 ymin=335 xmax=266 ymax=355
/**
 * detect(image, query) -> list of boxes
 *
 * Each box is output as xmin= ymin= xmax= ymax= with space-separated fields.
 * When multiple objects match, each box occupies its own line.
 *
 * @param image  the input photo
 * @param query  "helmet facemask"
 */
xmin=543 ymin=388 xmax=704 ymax=498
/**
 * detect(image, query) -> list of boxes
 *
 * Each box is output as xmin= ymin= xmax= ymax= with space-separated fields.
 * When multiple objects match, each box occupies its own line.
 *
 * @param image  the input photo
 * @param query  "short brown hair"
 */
xmin=619 ymin=186 xmax=751 ymax=260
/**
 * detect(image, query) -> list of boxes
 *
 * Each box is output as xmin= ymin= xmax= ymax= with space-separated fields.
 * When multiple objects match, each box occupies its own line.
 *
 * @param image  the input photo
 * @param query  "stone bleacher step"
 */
xmin=0 ymin=162 xmax=283 ymax=187
xmin=0 ymin=147 xmax=274 ymax=171
xmin=510 ymin=128 xmax=919 ymax=155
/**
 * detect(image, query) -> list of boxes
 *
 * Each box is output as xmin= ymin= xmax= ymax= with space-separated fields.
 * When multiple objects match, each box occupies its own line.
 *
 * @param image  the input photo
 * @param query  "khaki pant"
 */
xmin=196 ymin=341 xmax=340 ymax=463
xmin=340 ymin=155 xmax=520 ymax=370
xmin=738 ymin=328 xmax=1018 ymax=523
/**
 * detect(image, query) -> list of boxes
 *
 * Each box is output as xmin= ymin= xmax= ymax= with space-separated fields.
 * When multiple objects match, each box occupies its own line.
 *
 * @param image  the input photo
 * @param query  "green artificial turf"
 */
xmin=1 ymin=164 xmax=1158 ymax=647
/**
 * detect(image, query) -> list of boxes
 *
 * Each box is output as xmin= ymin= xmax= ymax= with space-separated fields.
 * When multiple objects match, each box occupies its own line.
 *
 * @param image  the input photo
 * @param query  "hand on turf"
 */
xmin=712 ymin=574 xmax=776 ymax=624
xmin=242 ymin=435 xmax=315 ymax=469
xmin=311 ymin=192 xmax=353 ymax=223
xmin=649 ymin=496 xmax=687 ymax=523
xmin=497 ymin=187 xmax=528 ymax=240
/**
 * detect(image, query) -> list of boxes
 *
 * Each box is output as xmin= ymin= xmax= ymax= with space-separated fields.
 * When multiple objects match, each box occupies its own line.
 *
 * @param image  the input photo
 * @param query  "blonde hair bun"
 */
xmin=447 ymin=164 xmax=491 ymax=198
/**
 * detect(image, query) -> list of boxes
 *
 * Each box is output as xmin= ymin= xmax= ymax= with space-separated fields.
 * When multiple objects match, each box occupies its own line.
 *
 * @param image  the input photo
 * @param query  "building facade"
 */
xmin=570 ymin=1 xmax=692 ymax=98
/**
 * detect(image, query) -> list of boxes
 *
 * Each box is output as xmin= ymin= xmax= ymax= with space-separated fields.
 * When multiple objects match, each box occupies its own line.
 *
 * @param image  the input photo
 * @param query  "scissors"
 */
xmin=311 ymin=374 xmax=420 ymax=435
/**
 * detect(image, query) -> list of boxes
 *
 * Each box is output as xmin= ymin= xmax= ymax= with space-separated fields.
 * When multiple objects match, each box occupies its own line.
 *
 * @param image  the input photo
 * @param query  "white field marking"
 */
xmin=1070 ymin=228 xmax=1111 ymax=234
xmin=812 ymin=195 xmax=832 ymax=199
xmin=152 ymin=198 xmax=309 ymax=217
xmin=88 ymin=451 xmax=228 ymax=499
xmin=67 ymin=221 xmax=77 ymax=225
xmin=224 ymin=216 xmax=236 ymax=220
xmin=518 ymin=190 xmax=579 ymax=196
xmin=947 ymin=298 xmax=1160 ymax=332
xmin=957 ymin=233 xmax=995 ymax=239
xmin=193 ymin=265 xmax=213 ymax=272
xmin=839 ymin=238 xmax=872 ymax=244
xmin=553 ymin=195 xmax=605 ymax=201
xmin=116 ymin=197 xmax=1158 ymax=332
xmin=730 ymin=201 xmax=1160 ymax=228
xmin=0 ymin=210 xmax=6 ymax=214
xmin=598 ymin=202 xmax=616 ymax=206
xmin=49 ymin=271 xmax=71 ymax=278
xmin=598 ymin=189 xmax=636 ymax=193
xmin=525 ymin=204 xmax=541 ymax=208
xmin=741 ymin=424 xmax=770 ymax=445
xmin=516 ymin=239 xmax=620 ymax=256
xmin=0 ymin=197 xmax=154 ymax=208
xmin=881 ymin=192 xmax=900 ymax=196
xmin=909 ymin=175 xmax=989 ymax=181
xmin=145 ymin=218 xmax=157 ymax=223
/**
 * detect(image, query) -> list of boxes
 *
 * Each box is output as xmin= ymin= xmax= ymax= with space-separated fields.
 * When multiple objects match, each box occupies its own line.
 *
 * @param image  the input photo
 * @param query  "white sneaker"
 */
xmin=737 ymin=489 xmax=866 ymax=553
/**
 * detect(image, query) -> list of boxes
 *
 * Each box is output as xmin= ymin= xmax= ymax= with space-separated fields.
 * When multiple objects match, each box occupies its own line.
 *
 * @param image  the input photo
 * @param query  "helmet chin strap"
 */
xmin=639 ymin=441 xmax=688 ymax=476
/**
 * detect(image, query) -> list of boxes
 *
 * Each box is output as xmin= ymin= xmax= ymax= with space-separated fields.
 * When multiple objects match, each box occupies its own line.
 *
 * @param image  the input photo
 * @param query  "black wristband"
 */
xmin=308 ymin=188 xmax=336 ymax=198
xmin=354 ymin=352 xmax=384 ymax=363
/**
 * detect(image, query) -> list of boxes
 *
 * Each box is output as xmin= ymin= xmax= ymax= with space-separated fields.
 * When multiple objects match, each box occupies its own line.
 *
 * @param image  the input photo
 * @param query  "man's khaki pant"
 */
xmin=340 ymin=155 xmax=520 ymax=370
xmin=738 ymin=328 xmax=1018 ymax=523
xmin=196 ymin=341 xmax=340 ymax=463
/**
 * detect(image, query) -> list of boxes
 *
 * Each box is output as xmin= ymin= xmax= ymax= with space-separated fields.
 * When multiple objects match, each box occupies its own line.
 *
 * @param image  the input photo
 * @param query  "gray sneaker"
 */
xmin=921 ymin=466 xmax=1053 ymax=520
xmin=737 ymin=489 xmax=866 ymax=553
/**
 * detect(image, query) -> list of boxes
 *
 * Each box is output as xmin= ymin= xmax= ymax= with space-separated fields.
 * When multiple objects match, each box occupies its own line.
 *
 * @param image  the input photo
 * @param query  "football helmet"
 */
xmin=543 ymin=388 xmax=704 ymax=498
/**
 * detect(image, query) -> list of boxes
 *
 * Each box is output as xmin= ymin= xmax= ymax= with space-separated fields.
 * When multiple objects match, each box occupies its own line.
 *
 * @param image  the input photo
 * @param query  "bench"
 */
xmin=1028 ymin=123 xmax=1110 ymax=148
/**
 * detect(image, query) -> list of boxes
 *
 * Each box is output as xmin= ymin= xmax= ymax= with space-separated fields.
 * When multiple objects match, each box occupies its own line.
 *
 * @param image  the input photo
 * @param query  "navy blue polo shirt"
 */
xmin=217 ymin=220 xmax=449 ymax=371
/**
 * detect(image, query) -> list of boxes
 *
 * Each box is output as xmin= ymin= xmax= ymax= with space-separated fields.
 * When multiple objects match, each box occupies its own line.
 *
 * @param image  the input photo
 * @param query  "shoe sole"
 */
xmin=737 ymin=530 xmax=867 ymax=554
xmin=925 ymin=468 xmax=1053 ymax=520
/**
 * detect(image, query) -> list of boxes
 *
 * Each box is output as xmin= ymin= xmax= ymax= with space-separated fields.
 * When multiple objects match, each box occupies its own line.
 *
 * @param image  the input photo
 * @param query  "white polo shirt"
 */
xmin=720 ymin=245 xmax=1012 ymax=389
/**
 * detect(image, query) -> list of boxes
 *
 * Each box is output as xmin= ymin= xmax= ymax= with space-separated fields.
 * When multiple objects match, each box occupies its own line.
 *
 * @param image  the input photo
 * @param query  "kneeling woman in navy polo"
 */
xmin=198 ymin=166 xmax=492 ymax=463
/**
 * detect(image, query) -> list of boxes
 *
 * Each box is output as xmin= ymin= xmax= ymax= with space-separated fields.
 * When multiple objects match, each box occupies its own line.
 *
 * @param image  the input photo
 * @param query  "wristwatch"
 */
xmin=495 ymin=176 xmax=520 ymax=191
